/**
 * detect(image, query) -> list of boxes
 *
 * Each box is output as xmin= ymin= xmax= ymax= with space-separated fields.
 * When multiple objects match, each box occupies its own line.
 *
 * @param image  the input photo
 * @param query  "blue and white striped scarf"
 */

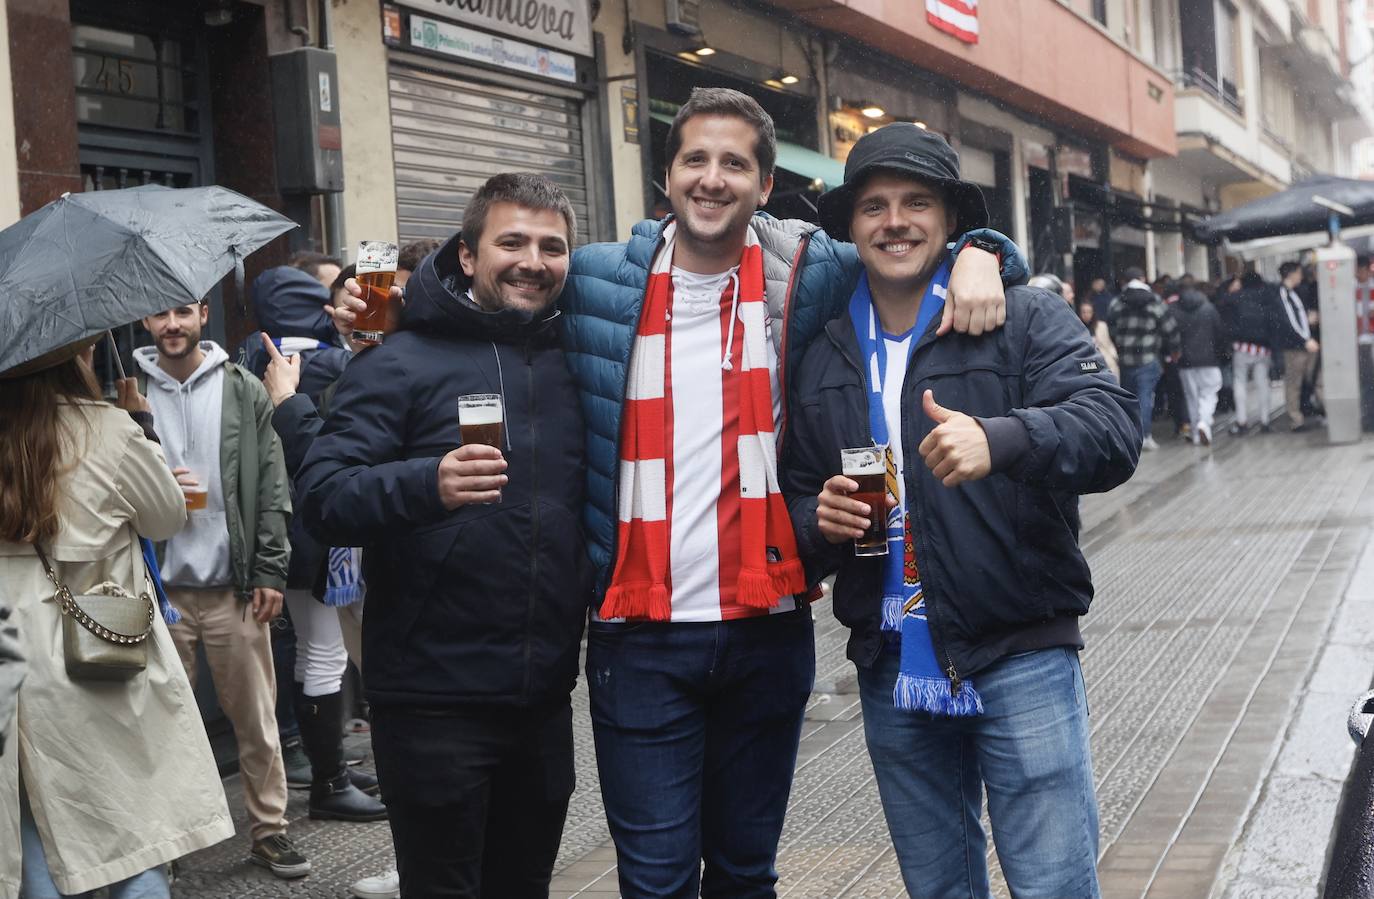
xmin=324 ymin=547 xmax=365 ymax=607
xmin=848 ymin=261 xmax=982 ymax=716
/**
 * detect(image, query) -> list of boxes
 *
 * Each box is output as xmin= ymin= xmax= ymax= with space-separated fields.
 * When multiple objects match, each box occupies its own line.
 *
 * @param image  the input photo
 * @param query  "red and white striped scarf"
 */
xmin=600 ymin=223 xmax=806 ymax=621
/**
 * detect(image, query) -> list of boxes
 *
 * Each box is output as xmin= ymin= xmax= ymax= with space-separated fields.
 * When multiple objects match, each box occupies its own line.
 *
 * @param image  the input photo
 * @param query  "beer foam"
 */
xmin=840 ymin=447 xmax=884 ymax=476
xmin=460 ymin=403 xmax=503 ymax=425
xmin=357 ymin=240 xmax=398 ymax=274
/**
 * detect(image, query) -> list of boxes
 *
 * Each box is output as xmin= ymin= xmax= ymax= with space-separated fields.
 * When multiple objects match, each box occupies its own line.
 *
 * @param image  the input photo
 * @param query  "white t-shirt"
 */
xmin=601 ymin=264 xmax=795 ymax=622
xmin=880 ymin=331 xmax=913 ymax=511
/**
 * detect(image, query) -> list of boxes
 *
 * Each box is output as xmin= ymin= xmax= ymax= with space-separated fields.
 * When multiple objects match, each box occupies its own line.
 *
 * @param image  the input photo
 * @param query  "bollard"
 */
xmin=1324 ymin=690 xmax=1374 ymax=898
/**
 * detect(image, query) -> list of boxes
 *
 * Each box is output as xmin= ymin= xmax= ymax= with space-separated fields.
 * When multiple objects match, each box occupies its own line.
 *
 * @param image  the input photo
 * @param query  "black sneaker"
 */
xmin=282 ymin=738 xmax=312 ymax=790
xmin=1228 ymin=422 xmax=1248 ymax=436
xmin=250 ymin=833 xmax=312 ymax=879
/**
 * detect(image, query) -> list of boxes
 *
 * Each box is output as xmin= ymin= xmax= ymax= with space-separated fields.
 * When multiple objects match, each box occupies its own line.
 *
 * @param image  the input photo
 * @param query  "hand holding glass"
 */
xmin=840 ymin=446 xmax=888 ymax=557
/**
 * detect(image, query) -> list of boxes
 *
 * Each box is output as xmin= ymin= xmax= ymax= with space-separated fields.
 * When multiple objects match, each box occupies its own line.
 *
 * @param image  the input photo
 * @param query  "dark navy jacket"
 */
xmin=783 ymin=286 xmax=1140 ymax=682
xmin=238 ymin=266 xmax=352 ymax=589
xmin=297 ymin=235 xmax=590 ymax=709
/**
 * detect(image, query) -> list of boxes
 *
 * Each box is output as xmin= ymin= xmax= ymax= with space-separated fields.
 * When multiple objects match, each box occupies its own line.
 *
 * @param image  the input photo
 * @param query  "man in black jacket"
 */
xmin=1272 ymin=261 xmax=1322 ymax=431
xmin=1223 ymin=271 xmax=1278 ymax=435
xmin=297 ymin=173 xmax=591 ymax=898
xmin=783 ymin=125 xmax=1139 ymax=898
xmin=1171 ymin=289 xmax=1225 ymax=446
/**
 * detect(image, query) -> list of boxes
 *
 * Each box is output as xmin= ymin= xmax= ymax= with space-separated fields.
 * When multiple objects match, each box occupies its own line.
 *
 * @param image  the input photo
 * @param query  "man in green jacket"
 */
xmin=134 ymin=301 xmax=308 ymax=880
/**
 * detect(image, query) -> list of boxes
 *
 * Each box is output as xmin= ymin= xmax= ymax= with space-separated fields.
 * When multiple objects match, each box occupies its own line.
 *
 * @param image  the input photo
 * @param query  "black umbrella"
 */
xmin=1193 ymin=175 xmax=1374 ymax=245
xmin=0 ymin=184 xmax=294 ymax=375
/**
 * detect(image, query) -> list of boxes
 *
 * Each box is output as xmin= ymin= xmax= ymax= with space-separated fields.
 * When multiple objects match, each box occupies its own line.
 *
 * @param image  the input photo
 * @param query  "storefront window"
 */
xmin=72 ymin=23 xmax=196 ymax=133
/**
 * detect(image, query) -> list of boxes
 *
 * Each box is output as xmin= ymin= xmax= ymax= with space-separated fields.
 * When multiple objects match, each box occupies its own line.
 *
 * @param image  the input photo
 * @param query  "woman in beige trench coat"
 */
xmin=0 ymin=346 xmax=233 ymax=898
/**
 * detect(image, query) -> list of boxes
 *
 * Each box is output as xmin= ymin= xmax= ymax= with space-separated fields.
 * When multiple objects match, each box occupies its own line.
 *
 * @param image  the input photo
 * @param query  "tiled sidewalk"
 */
xmin=172 ymin=422 xmax=1374 ymax=898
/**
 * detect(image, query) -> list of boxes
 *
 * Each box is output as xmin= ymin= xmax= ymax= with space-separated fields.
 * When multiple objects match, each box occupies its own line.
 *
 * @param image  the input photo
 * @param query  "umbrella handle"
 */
xmin=105 ymin=330 xmax=127 ymax=381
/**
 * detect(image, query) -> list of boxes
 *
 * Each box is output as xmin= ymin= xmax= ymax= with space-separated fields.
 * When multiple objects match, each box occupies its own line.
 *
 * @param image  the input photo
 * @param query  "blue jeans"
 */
xmin=586 ymin=610 xmax=816 ymax=899
xmin=20 ymin=787 xmax=169 ymax=899
xmin=857 ymin=647 xmax=1100 ymax=899
xmin=1120 ymin=360 xmax=1163 ymax=442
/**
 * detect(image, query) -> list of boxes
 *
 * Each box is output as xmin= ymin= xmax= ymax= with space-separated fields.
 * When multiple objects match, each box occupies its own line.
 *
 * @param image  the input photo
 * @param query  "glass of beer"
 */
xmin=459 ymin=394 xmax=504 ymax=503
xmin=184 ymin=479 xmax=208 ymax=511
xmin=840 ymin=446 xmax=888 ymax=557
xmin=353 ymin=240 xmax=400 ymax=347
xmin=458 ymin=394 xmax=504 ymax=448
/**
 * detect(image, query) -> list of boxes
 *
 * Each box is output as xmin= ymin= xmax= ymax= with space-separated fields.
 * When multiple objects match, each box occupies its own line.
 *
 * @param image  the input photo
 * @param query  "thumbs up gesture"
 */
xmin=917 ymin=390 xmax=992 ymax=487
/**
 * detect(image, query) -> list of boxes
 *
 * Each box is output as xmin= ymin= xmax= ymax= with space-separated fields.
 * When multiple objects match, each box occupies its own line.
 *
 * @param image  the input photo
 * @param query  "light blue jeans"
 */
xmin=857 ymin=646 xmax=1101 ymax=899
xmin=19 ymin=786 xmax=169 ymax=899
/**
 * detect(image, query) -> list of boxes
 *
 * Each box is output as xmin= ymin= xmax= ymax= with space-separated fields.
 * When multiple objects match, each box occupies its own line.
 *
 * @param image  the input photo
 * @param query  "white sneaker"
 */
xmin=351 ymin=869 xmax=400 ymax=899
xmin=1142 ymin=436 xmax=1160 ymax=451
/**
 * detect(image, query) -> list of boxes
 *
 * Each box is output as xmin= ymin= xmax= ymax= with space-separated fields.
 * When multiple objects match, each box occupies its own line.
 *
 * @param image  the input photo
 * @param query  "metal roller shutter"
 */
xmin=389 ymin=63 xmax=591 ymax=245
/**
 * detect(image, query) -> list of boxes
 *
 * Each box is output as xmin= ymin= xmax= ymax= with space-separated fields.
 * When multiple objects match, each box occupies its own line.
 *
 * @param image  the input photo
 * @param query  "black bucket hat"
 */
xmin=818 ymin=123 xmax=989 ymax=243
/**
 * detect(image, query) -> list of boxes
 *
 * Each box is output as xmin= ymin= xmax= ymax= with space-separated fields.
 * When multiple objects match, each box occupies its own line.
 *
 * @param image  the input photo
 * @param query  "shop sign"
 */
xmin=396 ymin=0 xmax=592 ymax=57
xmin=410 ymin=14 xmax=578 ymax=83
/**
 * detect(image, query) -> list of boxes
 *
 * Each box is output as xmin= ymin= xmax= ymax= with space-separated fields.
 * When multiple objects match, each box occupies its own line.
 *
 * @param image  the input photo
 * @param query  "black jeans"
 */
xmin=371 ymin=700 xmax=575 ymax=899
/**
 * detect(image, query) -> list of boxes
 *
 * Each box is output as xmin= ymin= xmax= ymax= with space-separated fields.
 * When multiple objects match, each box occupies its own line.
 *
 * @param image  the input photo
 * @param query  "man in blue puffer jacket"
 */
xmin=557 ymin=88 xmax=1027 ymax=898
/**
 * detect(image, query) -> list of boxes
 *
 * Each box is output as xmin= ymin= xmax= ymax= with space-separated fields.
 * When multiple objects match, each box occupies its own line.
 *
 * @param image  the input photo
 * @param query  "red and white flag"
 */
xmin=927 ymin=0 xmax=979 ymax=43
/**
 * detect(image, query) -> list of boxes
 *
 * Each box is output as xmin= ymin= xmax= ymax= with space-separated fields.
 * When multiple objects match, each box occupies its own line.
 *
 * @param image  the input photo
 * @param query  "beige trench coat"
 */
xmin=0 ymin=400 xmax=233 ymax=898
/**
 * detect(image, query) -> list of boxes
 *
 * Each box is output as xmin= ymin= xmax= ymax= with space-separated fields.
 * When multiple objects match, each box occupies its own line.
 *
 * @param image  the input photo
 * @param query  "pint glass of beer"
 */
xmin=840 ymin=446 xmax=888 ymax=557
xmin=458 ymin=394 xmax=504 ymax=448
xmin=353 ymin=240 xmax=400 ymax=347
xmin=184 ymin=481 xmax=208 ymax=511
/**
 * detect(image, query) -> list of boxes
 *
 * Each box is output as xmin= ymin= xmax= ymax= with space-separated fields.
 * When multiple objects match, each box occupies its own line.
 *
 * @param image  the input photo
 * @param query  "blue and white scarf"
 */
xmin=324 ymin=546 xmax=365 ymax=607
xmin=848 ymin=262 xmax=983 ymax=716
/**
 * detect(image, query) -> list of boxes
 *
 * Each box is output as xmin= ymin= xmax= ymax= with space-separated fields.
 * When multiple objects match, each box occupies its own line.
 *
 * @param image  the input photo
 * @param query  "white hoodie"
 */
xmin=134 ymin=341 xmax=233 ymax=589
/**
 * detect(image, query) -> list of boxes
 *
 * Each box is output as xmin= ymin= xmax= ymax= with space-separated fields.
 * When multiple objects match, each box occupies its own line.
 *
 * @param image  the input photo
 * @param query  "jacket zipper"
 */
xmin=825 ymin=322 xmax=962 ymax=690
xmin=523 ymin=340 xmax=540 ymax=698
xmin=773 ymin=232 xmax=812 ymax=462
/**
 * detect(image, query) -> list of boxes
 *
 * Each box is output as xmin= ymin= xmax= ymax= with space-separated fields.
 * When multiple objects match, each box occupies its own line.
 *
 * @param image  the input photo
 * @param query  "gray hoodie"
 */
xmin=134 ymin=341 xmax=233 ymax=589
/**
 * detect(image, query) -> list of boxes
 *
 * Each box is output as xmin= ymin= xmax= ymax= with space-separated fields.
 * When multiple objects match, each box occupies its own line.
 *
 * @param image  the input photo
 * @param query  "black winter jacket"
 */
xmin=1171 ymin=292 xmax=1224 ymax=368
xmin=1221 ymin=286 xmax=1276 ymax=348
xmin=783 ymin=286 xmax=1139 ymax=681
xmin=1269 ymin=284 xmax=1314 ymax=351
xmin=239 ymin=266 xmax=352 ymax=589
xmin=297 ymin=235 xmax=591 ymax=709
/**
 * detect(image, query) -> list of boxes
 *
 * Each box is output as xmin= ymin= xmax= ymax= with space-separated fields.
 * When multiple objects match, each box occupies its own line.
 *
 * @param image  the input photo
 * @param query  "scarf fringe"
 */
xmin=599 ymin=582 xmax=672 ymax=621
xmin=893 ymin=673 xmax=985 ymax=717
xmin=323 ymin=583 xmax=365 ymax=608
xmin=159 ymin=597 xmax=181 ymax=626
xmin=736 ymin=560 xmax=806 ymax=609
xmin=880 ymin=596 xmax=904 ymax=632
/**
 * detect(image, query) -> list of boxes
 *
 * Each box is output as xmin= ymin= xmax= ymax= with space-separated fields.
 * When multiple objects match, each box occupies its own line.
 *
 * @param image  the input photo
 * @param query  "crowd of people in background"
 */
xmin=1031 ymin=257 xmax=1342 ymax=450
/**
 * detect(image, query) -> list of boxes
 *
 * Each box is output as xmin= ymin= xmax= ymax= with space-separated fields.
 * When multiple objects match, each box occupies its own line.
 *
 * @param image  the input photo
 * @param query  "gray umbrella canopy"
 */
xmin=0 ymin=185 xmax=295 ymax=374
xmin=1193 ymin=175 xmax=1374 ymax=245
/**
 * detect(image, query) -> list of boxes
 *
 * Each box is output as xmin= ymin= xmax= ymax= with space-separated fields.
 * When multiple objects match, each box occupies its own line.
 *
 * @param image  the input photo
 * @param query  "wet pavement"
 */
xmin=172 ymin=407 xmax=1374 ymax=898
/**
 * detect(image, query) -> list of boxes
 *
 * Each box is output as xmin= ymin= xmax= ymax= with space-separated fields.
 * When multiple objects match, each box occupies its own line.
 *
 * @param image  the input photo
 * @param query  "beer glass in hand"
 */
xmin=174 ymin=467 xmax=207 ymax=510
xmin=353 ymin=240 xmax=399 ymax=347
xmin=459 ymin=394 xmax=504 ymax=502
xmin=840 ymin=446 xmax=888 ymax=557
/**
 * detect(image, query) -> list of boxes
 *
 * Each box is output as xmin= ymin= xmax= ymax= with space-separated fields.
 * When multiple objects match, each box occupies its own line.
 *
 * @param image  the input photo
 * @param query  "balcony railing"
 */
xmin=1175 ymin=67 xmax=1242 ymax=116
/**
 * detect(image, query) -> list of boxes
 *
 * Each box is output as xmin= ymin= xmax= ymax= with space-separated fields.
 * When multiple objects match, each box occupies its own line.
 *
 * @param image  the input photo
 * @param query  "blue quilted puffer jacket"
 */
xmin=559 ymin=213 xmax=1026 ymax=601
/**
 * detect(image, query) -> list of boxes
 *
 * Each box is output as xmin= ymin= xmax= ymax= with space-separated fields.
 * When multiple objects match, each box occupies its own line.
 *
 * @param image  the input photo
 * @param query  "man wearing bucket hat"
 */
xmin=783 ymin=123 xmax=1140 ymax=896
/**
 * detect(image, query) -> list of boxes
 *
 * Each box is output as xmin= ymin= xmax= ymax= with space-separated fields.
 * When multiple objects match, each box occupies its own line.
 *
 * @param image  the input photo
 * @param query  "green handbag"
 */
xmin=34 ymin=544 xmax=154 ymax=681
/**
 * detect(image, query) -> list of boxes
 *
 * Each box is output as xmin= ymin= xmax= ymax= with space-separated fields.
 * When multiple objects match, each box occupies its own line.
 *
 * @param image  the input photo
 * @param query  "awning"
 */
xmin=650 ymin=111 xmax=844 ymax=189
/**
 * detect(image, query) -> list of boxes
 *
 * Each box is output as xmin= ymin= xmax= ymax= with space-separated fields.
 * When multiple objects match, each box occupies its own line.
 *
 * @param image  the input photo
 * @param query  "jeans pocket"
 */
xmin=587 ymin=620 xmax=653 ymax=638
